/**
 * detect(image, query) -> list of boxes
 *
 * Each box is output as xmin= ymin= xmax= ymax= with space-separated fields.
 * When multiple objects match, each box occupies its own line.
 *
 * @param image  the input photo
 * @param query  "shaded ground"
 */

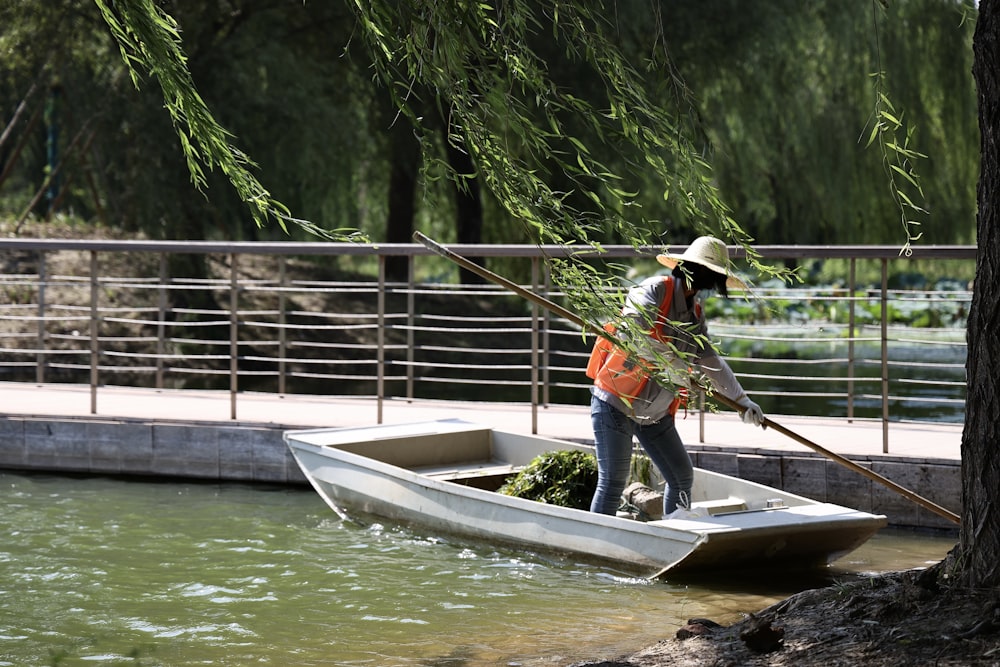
xmin=572 ymin=560 xmax=1000 ymax=667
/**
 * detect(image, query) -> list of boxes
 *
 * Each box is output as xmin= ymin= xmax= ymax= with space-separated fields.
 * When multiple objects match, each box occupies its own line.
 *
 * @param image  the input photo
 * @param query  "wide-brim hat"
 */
xmin=656 ymin=236 xmax=747 ymax=290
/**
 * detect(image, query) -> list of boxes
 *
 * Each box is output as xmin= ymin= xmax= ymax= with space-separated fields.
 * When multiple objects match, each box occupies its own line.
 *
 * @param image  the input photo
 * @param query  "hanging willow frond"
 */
xmin=347 ymin=0 xmax=784 ymax=330
xmin=93 ymin=0 xmax=303 ymax=234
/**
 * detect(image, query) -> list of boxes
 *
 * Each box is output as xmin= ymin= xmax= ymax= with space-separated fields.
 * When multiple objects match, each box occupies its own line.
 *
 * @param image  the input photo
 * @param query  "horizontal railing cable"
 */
xmin=0 ymin=240 xmax=972 ymax=449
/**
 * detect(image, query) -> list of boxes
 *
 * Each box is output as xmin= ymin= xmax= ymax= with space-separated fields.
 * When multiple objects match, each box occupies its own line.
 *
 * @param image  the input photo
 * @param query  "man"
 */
xmin=586 ymin=236 xmax=765 ymax=517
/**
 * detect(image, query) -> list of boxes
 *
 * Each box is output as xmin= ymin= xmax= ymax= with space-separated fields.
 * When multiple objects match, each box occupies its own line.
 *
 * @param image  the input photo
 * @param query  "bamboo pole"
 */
xmin=414 ymin=231 xmax=960 ymax=525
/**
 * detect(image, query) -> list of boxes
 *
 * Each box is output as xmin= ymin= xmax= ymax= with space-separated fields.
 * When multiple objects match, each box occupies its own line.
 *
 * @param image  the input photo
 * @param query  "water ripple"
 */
xmin=1 ymin=471 xmax=955 ymax=666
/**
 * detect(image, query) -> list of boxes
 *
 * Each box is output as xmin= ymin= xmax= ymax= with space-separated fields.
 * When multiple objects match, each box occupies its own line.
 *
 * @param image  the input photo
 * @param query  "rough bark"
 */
xmin=385 ymin=118 xmax=420 ymax=282
xmin=446 ymin=135 xmax=486 ymax=285
xmin=960 ymin=0 xmax=1000 ymax=588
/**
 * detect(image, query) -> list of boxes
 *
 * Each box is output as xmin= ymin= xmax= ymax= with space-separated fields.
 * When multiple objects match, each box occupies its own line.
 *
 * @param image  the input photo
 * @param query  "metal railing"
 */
xmin=0 ymin=239 xmax=973 ymax=451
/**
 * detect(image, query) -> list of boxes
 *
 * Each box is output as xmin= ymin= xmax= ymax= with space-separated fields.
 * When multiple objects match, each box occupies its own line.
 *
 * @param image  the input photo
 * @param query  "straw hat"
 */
xmin=656 ymin=236 xmax=747 ymax=290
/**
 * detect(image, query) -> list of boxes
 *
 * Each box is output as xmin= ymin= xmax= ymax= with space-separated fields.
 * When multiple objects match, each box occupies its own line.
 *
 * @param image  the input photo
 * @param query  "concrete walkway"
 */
xmin=0 ymin=381 xmax=961 ymax=463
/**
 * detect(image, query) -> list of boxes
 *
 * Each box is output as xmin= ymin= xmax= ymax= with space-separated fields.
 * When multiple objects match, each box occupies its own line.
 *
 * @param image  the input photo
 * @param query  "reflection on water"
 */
xmin=1 ymin=472 xmax=956 ymax=667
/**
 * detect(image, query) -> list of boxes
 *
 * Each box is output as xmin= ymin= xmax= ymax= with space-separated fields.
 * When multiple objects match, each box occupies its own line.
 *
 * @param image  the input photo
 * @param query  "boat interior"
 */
xmin=324 ymin=422 xmax=799 ymax=515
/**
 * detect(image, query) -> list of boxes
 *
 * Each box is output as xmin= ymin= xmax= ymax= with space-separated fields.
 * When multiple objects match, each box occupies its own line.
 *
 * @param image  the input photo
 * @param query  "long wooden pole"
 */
xmin=415 ymin=232 xmax=960 ymax=525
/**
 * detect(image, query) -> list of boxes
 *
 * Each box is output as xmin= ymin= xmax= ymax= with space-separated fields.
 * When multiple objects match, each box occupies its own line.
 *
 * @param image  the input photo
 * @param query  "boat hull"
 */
xmin=285 ymin=420 xmax=886 ymax=576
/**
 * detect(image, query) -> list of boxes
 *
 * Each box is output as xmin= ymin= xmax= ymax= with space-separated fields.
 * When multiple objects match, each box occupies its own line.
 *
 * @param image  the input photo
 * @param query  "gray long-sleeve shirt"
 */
xmin=591 ymin=275 xmax=747 ymax=423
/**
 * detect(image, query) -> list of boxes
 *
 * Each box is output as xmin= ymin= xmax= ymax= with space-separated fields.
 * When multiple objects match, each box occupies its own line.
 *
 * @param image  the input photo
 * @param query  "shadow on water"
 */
xmin=661 ymin=525 xmax=957 ymax=593
xmin=664 ymin=565 xmax=878 ymax=602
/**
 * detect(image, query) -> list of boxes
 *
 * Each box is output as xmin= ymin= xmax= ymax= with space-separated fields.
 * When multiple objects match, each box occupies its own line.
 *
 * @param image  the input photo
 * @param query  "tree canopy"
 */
xmin=0 ymin=0 xmax=978 ymax=254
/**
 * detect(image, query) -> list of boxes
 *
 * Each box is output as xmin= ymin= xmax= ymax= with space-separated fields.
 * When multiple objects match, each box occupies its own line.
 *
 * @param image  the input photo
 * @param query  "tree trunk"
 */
xmin=385 ymin=118 xmax=420 ymax=282
xmin=446 ymin=136 xmax=485 ymax=284
xmin=959 ymin=0 xmax=1000 ymax=588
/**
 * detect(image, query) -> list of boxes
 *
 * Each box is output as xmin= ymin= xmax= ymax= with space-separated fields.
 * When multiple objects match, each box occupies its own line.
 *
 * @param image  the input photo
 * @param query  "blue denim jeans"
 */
xmin=589 ymin=394 xmax=693 ymax=515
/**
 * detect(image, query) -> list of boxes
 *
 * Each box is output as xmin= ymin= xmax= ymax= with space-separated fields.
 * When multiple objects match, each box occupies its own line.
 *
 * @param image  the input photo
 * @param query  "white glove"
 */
xmin=736 ymin=396 xmax=764 ymax=427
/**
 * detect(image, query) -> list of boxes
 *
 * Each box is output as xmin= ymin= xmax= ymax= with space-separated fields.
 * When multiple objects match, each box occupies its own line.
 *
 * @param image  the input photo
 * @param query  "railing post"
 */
xmin=541 ymin=262 xmax=551 ymax=407
xmin=847 ymin=258 xmax=856 ymax=422
xmin=698 ymin=390 xmax=706 ymax=443
xmin=36 ymin=251 xmax=46 ymax=384
xmin=530 ymin=256 xmax=540 ymax=434
xmin=880 ymin=258 xmax=889 ymax=452
xmin=229 ymin=253 xmax=238 ymax=420
xmin=406 ymin=258 xmax=415 ymax=402
xmin=377 ymin=255 xmax=386 ymax=424
xmin=278 ymin=256 xmax=287 ymax=395
xmin=156 ymin=254 xmax=167 ymax=389
xmin=89 ymin=250 xmax=98 ymax=414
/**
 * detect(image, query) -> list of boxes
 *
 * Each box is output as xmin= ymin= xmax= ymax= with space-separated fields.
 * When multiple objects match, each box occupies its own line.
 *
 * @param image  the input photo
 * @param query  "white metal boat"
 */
xmin=284 ymin=419 xmax=887 ymax=576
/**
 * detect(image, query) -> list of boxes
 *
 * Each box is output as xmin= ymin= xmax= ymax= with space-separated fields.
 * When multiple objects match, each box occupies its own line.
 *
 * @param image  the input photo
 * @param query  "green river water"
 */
xmin=2 ymin=471 xmax=955 ymax=667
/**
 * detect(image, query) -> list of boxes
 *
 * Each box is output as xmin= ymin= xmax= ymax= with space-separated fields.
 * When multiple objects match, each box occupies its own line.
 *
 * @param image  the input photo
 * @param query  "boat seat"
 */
xmin=416 ymin=461 xmax=523 ymax=482
xmin=691 ymin=497 xmax=749 ymax=515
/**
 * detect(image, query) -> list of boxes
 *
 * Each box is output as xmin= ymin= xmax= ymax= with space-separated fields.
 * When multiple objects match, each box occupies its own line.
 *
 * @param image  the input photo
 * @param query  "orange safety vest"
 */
xmin=586 ymin=277 xmax=693 ymax=415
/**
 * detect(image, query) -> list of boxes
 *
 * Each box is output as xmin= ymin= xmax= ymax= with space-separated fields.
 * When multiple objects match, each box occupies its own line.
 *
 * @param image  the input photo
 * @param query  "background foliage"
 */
xmin=0 ymin=1 xmax=978 ymax=253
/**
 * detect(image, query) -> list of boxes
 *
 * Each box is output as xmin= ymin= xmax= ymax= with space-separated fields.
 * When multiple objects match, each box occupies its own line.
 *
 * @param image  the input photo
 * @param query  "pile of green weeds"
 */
xmin=498 ymin=450 xmax=598 ymax=510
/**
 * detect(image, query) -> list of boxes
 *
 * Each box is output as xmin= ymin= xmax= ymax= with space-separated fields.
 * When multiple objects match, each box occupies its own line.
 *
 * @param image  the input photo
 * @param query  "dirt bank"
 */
xmin=571 ymin=558 xmax=1000 ymax=667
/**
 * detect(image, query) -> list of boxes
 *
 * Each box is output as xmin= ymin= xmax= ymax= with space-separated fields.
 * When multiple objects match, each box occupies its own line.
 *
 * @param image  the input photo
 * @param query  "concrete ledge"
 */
xmin=689 ymin=446 xmax=960 ymax=531
xmin=0 ymin=415 xmax=959 ymax=530
xmin=0 ymin=415 xmax=307 ymax=486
